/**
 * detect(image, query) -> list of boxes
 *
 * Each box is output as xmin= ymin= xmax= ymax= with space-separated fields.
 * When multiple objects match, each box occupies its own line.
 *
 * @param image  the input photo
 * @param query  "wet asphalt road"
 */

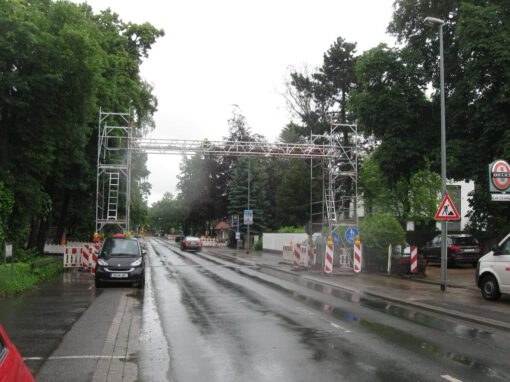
xmin=1 ymin=238 xmax=510 ymax=381
xmin=142 ymin=239 xmax=510 ymax=382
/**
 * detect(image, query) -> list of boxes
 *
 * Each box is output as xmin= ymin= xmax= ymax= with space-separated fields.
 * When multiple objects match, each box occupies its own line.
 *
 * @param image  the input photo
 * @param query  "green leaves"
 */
xmin=0 ymin=0 xmax=162 ymax=246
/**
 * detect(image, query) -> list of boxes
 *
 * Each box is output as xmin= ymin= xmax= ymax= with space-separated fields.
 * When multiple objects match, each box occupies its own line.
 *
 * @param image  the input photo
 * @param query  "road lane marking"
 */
xmin=330 ymin=322 xmax=351 ymax=333
xmin=441 ymin=375 xmax=463 ymax=382
xmin=24 ymin=355 xmax=129 ymax=361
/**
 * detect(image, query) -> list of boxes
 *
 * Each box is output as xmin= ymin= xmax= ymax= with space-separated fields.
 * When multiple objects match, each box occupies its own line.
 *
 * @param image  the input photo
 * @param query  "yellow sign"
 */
xmin=326 ymin=235 xmax=333 ymax=245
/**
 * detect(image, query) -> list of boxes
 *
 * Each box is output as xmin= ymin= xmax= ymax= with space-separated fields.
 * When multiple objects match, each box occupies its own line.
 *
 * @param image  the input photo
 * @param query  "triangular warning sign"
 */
xmin=435 ymin=192 xmax=460 ymax=221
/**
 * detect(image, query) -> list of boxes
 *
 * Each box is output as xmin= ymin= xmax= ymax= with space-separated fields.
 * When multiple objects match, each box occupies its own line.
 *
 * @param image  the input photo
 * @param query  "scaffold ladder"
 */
xmin=107 ymin=172 xmax=120 ymax=221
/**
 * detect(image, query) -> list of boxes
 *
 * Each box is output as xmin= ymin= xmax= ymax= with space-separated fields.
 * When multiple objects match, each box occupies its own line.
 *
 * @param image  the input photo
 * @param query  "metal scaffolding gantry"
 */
xmin=95 ymin=110 xmax=359 ymax=234
xmin=310 ymin=117 xmax=359 ymax=236
xmin=95 ymin=109 xmax=132 ymax=233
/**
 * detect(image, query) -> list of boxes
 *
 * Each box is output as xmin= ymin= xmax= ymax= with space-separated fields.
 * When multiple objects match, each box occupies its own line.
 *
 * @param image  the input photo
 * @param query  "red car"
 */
xmin=0 ymin=324 xmax=35 ymax=382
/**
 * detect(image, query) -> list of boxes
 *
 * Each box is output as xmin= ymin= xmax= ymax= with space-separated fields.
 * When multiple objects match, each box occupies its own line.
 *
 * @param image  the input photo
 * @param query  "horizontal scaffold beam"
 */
xmin=130 ymin=138 xmax=352 ymax=159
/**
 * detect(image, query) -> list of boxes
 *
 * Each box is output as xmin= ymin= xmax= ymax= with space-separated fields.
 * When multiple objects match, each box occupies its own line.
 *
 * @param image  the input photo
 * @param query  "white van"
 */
xmin=475 ymin=233 xmax=510 ymax=300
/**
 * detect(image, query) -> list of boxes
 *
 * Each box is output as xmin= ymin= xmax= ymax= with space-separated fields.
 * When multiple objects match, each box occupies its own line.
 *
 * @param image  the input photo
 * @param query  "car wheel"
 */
xmin=480 ymin=275 xmax=501 ymax=301
xmin=137 ymin=277 xmax=145 ymax=289
xmin=95 ymin=277 xmax=102 ymax=288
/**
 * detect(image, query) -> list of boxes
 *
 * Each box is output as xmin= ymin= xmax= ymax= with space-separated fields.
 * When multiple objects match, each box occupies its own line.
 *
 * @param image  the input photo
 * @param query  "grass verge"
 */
xmin=0 ymin=258 xmax=63 ymax=298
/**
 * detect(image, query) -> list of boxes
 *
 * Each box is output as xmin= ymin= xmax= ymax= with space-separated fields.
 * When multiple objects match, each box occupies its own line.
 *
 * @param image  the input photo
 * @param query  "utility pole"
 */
xmin=247 ymin=159 xmax=251 ymax=254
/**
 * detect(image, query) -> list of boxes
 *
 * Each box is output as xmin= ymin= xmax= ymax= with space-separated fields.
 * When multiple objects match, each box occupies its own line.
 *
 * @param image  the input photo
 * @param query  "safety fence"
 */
xmin=282 ymin=240 xmax=359 ymax=274
xmin=63 ymin=243 xmax=101 ymax=273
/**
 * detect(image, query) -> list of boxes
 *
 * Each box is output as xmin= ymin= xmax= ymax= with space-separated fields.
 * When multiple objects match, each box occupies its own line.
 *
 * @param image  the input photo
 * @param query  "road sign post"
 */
xmin=435 ymin=192 xmax=461 ymax=291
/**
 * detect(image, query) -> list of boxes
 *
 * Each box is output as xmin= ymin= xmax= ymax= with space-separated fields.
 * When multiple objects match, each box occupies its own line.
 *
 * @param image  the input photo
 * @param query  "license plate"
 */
xmin=464 ymin=249 xmax=475 ymax=253
xmin=111 ymin=273 xmax=128 ymax=278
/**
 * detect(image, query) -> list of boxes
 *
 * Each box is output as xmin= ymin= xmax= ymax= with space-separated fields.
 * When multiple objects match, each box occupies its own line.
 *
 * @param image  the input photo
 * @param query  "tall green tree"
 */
xmin=388 ymin=0 xmax=510 ymax=237
xmin=0 ymin=0 xmax=163 ymax=251
xmin=227 ymin=157 xmax=270 ymax=236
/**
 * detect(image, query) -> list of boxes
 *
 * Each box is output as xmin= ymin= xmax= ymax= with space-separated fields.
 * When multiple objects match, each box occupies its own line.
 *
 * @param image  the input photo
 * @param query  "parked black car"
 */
xmin=95 ymin=236 xmax=146 ymax=288
xmin=180 ymin=236 xmax=202 ymax=252
xmin=420 ymin=234 xmax=482 ymax=267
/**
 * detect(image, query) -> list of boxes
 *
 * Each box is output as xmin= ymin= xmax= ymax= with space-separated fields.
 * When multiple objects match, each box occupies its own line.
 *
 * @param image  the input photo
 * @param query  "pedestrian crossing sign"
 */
xmin=435 ymin=192 xmax=460 ymax=221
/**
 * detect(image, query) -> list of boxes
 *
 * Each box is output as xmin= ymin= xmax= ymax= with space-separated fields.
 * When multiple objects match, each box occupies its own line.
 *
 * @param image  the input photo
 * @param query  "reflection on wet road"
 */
xmin=141 ymin=239 xmax=510 ymax=382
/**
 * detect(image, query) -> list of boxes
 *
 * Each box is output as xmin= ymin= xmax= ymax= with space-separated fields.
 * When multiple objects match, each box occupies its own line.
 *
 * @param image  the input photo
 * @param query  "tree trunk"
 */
xmin=0 ymin=103 xmax=9 ymax=169
xmin=36 ymin=217 xmax=49 ymax=255
xmin=55 ymin=190 xmax=70 ymax=244
xmin=27 ymin=218 xmax=40 ymax=249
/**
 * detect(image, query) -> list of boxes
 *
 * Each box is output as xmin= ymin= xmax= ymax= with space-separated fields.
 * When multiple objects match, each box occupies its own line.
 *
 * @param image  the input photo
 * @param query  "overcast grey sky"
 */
xmin=79 ymin=0 xmax=396 ymax=204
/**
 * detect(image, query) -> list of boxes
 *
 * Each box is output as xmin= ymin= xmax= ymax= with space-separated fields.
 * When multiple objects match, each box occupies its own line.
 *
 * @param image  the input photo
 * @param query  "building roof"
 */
xmin=215 ymin=221 xmax=230 ymax=230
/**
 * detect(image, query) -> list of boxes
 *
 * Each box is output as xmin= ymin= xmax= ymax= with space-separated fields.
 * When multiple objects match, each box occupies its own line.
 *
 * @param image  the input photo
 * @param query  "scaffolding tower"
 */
xmin=309 ymin=117 xmax=359 ymax=234
xmin=95 ymin=109 xmax=132 ymax=233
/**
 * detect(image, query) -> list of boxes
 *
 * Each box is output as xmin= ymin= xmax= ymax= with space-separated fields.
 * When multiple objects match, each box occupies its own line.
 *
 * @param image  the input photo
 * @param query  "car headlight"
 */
xmin=97 ymin=258 xmax=108 ymax=266
xmin=130 ymin=258 xmax=142 ymax=267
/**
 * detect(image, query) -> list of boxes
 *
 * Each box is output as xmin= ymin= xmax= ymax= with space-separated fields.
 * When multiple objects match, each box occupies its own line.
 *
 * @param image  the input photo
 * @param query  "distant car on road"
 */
xmin=95 ymin=236 xmax=146 ymax=288
xmin=180 ymin=236 xmax=202 ymax=252
xmin=0 ymin=324 xmax=35 ymax=382
xmin=420 ymin=234 xmax=482 ymax=267
xmin=174 ymin=234 xmax=184 ymax=243
xmin=476 ymin=233 xmax=510 ymax=300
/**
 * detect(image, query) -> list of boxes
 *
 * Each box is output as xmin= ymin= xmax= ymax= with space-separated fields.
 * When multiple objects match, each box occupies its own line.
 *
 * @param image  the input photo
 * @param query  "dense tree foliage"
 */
xmin=386 ymin=0 xmax=510 ymax=237
xmin=0 ymin=0 xmax=163 ymax=251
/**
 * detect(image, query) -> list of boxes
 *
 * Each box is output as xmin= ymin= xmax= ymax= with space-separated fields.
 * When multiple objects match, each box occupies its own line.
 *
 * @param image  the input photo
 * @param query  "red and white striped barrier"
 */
xmin=324 ymin=237 xmax=334 ymax=274
xmin=353 ymin=242 xmax=362 ymax=273
xmin=63 ymin=247 xmax=80 ymax=268
xmin=200 ymin=238 xmax=219 ymax=247
xmin=82 ymin=243 xmax=101 ymax=273
xmin=410 ymin=245 xmax=418 ymax=274
xmin=300 ymin=243 xmax=309 ymax=267
xmin=293 ymin=243 xmax=301 ymax=269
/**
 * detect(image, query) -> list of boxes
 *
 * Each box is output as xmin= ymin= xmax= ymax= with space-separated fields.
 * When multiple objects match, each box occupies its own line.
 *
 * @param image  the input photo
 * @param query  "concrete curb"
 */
xmin=204 ymin=247 xmax=510 ymax=332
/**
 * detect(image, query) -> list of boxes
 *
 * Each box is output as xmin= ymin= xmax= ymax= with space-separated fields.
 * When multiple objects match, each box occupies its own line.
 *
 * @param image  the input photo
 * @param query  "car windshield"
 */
xmin=101 ymin=239 xmax=140 ymax=257
xmin=451 ymin=236 xmax=478 ymax=246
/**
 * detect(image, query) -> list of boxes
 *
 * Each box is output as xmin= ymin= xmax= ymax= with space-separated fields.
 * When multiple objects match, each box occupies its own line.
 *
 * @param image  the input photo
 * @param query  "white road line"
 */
xmin=441 ymin=375 xmax=463 ymax=382
xmin=24 ymin=355 xmax=128 ymax=361
xmin=330 ymin=322 xmax=351 ymax=333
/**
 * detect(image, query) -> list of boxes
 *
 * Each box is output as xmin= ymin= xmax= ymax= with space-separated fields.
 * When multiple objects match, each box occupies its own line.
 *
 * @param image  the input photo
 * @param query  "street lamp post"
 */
xmin=424 ymin=16 xmax=448 ymax=292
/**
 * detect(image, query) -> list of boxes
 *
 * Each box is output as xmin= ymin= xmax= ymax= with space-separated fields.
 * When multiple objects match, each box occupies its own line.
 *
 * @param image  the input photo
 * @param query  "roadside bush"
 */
xmin=253 ymin=238 xmax=263 ymax=251
xmin=277 ymin=226 xmax=305 ymax=233
xmin=13 ymin=248 xmax=38 ymax=263
xmin=0 ymin=258 xmax=62 ymax=297
xmin=360 ymin=214 xmax=405 ymax=271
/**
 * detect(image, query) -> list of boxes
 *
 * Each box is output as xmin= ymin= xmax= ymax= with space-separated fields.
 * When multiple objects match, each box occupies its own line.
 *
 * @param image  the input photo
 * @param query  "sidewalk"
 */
xmin=205 ymin=246 xmax=510 ymax=331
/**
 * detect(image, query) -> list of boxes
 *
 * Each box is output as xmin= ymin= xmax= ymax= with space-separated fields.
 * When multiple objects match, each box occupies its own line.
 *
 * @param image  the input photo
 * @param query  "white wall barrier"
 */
xmin=263 ymin=233 xmax=308 ymax=253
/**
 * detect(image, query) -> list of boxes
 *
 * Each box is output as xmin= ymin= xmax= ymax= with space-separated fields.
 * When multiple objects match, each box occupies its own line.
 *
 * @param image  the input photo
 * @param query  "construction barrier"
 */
xmin=410 ymin=246 xmax=418 ymax=274
xmin=324 ymin=236 xmax=334 ymax=274
xmin=338 ymin=247 xmax=351 ymax=270
xmin=63 ymin=243 xmax=101 ymax=272
xmin=200 ymin=237 xmax=219 ymax=247
xmin=299 ymin=243 xmax=308 ymax=267
xmin=282 ymin=243 xmax=293 ymax=263
xmin=293 ymin=243 xmax=301 ymax=269
xmin=82 ymin=243 xmax=101 ymax=273
xmin=63 ymin=247 xmax=80 ymax=268
xmin=353 ymin=242 xmax=362 ymax=273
